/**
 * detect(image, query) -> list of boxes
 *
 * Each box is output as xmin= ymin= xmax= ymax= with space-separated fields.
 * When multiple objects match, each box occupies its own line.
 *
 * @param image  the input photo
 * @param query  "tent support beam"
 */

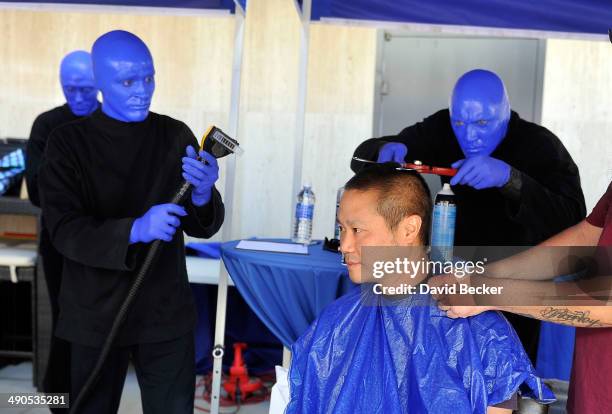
xmin=290 ymin=0 xmax=312 ymax=227
xmin=210 ymin=3 xmax=245 ymax=414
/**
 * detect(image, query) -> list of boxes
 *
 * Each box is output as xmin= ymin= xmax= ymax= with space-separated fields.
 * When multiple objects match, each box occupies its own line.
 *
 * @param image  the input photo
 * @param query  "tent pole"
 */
xmin=210 ymin=3 xmax=245 ymax=414
xmin=290 ymin=0 xmax=312 ymax=228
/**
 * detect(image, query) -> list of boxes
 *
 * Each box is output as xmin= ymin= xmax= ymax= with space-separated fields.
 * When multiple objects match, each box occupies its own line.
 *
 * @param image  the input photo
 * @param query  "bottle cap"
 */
xmin=439 ymin=183 xmax=455 ymax=195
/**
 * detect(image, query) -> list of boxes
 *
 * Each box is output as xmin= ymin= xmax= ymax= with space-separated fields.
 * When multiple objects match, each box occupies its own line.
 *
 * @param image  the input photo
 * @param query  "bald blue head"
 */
xmin=60 ymin=50 xmax=99 ymax=116
xmin=92 ymin=30 xmax=155 ymax=122
xmin=449 ymin=69 xmax=510 ymax=157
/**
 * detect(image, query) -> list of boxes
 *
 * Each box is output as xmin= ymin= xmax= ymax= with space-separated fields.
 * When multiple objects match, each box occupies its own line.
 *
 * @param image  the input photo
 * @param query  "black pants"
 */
xmin=40 ymin=230 xmax=71 ymax=414
xmin=70 ymin=332 xmax=195 ymax=414
xmin=503 ymin=312 xmax=541 ymax=365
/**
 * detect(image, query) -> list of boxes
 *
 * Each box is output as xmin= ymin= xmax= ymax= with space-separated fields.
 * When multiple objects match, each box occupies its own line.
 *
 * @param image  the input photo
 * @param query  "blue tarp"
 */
xmin=537 ymin=322 xmax=575 ymax=381
xmin=287 ymin=286 xmax=555 ymax=413
xmin=308 ymin=0 xmax=612 ymax=36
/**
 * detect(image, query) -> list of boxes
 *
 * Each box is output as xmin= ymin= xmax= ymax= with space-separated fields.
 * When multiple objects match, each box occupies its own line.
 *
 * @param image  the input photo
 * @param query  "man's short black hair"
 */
xmin=345 ymin=163 xmax=432 ymax=244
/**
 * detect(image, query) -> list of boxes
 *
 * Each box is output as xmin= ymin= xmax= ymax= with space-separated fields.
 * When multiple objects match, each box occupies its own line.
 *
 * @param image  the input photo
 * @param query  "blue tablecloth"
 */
xmin=221 ymin=239 xmax=354 ymax=347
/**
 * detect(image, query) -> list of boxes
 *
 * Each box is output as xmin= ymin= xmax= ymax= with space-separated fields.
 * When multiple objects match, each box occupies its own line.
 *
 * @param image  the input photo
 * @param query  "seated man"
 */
xmin=277 ymin=164 xmax=554 ymax=414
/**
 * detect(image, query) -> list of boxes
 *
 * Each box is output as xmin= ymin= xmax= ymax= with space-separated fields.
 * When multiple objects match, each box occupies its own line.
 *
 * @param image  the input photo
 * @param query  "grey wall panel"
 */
xmin=379 ymin=34 xmax=542 ymax=135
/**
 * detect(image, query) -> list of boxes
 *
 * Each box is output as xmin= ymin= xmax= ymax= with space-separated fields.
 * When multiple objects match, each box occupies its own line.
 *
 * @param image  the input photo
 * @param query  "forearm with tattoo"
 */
xmin=539 ymin=307 xmax=602 ymax=327
xmin=508 ymin=306 xmax=611 ymax=328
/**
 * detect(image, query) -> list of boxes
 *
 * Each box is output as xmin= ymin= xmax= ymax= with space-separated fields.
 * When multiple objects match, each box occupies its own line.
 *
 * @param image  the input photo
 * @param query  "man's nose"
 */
xmin=339 ymin=232 xmax=354 ymax=255
xmin=133 ymin=80 xmax=148 ymax=96
xmin=466 ymin=124 xmax=479 ymax=142
xmin=74 ymin=89 xmax=84 ymax=103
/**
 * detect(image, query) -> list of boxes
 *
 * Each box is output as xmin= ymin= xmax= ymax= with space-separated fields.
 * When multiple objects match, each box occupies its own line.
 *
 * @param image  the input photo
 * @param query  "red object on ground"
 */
xmin=222 ymin=342 xmax=263 ymax=402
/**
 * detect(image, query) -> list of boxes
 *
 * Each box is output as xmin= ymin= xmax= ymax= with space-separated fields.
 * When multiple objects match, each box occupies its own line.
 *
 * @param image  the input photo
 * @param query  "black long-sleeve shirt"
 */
xmin=352 ymin=109 xmax=586 ymax=245
xmin=25 ymin=104 xmax=80 ymax=207
xmin=39 ymin=109 xmax=224 ymax=347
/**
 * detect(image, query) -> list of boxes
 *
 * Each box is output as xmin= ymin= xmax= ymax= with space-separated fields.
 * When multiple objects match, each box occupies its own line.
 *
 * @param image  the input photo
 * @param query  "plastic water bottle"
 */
xmin=430 ymin=183 xmax=456 ymax=263
xmin=292 ymin=184 xmax=315 ymax=244
xmin=334 ymin=186 xmax=344 ymax=240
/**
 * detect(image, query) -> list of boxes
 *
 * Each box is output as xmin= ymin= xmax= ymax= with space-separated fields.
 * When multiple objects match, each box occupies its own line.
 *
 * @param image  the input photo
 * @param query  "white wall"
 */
xmin=0 ymin=9 xmax=235 ymax=140
xmin=541 ymin=38 xmax=612 ymax=212
xmin=228 ymin=0 xmax=376 ymax=240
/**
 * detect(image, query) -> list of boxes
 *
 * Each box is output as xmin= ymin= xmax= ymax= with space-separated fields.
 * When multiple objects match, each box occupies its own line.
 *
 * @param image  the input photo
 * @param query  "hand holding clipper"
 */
xmin=182 ymin=146 xmax=219 ymax=206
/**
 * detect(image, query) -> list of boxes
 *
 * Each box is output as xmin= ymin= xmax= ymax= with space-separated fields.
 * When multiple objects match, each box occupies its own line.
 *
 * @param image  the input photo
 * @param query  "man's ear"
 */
xmin=395 ymin=214 xmax=422 ymax=245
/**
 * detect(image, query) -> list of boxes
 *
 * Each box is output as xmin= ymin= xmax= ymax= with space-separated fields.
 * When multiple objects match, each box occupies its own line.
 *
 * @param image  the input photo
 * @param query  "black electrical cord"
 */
xmin=69 ymin=180 xmax=193 ymax=413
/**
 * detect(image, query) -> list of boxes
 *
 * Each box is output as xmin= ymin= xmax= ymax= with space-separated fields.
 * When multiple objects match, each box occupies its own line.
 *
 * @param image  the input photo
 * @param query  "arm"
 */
xmin=39 ymin=133 xmax=138 ymax=270
xmin=182 ymin=186 xmax=224 ymax=238
xmin=351 ymin=136 xmax=401 ymax=172
xmin=440 ymin=276 xmax=612 ymax=327
xmin=179 ymin=126 xmax=225 ymax=238
xmin=501 ymin=129 xmax=586 ymax=240
xmin=487 ymin=407 xmax=511 ymax=414
xmin=485 ymin=219 xmax=602 ymax=280
xmin=490 ymin=305 xmax=612 ymax=328
xmin=25 ymin=115 xmax=50 ymax=207
xmin=351 ymin=111 xmax=445 ymax=172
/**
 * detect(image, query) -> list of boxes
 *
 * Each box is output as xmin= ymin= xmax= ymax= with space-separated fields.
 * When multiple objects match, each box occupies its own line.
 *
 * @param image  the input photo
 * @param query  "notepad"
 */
xmin=236 ymin=240 xmax=309 ymax=255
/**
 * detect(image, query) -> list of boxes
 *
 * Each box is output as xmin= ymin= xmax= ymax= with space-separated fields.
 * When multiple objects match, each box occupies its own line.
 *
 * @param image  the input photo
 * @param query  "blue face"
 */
xmin=449 ymin=70 xmax=510 ymax=157
xmin=100 ymin=60 xmax=155 ymax=122
xmin=60 ymin=51 xmax=99 ymax=117
xmin=92 ymin=31 xmax=155 ymax=123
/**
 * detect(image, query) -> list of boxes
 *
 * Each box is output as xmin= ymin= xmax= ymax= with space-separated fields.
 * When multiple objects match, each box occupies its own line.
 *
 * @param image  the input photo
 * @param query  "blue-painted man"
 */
xmin=25 ymin=50 xmax=99 ymax=408
xmin=39 ymin=31 xmax=224 ymax=413
xmin=351 ymin=69 xmax=586 ymax=363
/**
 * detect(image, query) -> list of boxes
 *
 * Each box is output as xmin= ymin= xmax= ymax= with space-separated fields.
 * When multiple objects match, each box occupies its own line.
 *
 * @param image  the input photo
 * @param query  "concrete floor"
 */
xmin=0 ymin=361 xmax=570 ymax=414
xmin=0 ymin=362 xmax=270 ymax=414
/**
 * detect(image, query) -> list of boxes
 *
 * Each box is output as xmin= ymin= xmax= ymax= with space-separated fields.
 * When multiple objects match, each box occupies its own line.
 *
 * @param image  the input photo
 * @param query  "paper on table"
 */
xmin=235 ymin=240 xmax=308 ymax=255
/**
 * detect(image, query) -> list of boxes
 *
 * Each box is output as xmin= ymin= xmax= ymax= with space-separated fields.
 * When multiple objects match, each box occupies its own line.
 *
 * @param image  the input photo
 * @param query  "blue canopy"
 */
xmin=305 ymin=0 xmax=612 ymax=37
xmin=8 ymin=0 xmax=240 ymax=12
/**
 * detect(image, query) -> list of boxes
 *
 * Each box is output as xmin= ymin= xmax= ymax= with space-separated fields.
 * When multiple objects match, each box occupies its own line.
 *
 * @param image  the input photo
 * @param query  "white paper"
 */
xmin=236 ymin=240 xmax=308 ymax=255
xmin=269 ymin=366 xmax=290 ymax=414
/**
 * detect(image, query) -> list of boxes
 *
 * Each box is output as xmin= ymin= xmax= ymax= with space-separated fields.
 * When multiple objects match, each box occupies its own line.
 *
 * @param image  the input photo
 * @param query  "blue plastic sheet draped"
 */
xmin=309 ymin=0 xmax=612 ymax=36
xmin=287 ymin=287 xmax=555 ymax=413
xmin=537 ymin=323 xmax=576 ymax=381
xmin=221 ymin=240 xmax=354 ymax=347
xmin=9 ymin=0 xmax=237 ymax=11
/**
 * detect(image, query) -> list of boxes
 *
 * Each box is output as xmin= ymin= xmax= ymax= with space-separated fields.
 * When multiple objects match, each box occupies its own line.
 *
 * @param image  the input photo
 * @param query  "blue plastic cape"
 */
xmin=287 ymin=286 xmax=555 ymax=413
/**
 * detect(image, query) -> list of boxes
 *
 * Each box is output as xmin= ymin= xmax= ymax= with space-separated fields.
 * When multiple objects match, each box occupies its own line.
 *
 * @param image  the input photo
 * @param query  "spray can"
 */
xmin=430 ymin=183 xmax=456 ymax=263
xmin=334 ymin=186 xmax=345 ymax=240
xmin=292 ymin=184 xmax=316 ymax=244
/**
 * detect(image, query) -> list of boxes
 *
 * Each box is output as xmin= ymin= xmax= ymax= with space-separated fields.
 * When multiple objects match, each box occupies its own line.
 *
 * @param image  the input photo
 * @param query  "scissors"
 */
xmin=352 ymin=157 xmax=458 ymax=177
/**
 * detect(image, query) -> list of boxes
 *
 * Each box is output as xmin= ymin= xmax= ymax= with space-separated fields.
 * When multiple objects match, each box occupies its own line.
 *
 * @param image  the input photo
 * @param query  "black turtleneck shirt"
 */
xmin=39 ymin=109 xmax=224 ymax=347
xmin=352 ymin=110 xmax=586 ymax=246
